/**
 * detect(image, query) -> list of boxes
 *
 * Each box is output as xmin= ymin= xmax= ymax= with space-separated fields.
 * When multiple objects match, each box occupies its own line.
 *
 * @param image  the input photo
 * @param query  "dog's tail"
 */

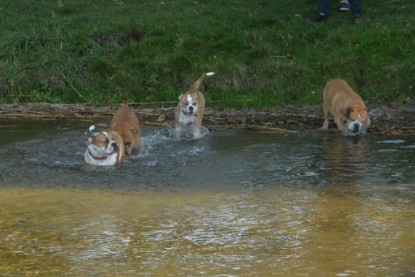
xmin=190 ymin=72 xmax=215 ymax=91
xmin=123 ymin=93 xmax=129 ymax=105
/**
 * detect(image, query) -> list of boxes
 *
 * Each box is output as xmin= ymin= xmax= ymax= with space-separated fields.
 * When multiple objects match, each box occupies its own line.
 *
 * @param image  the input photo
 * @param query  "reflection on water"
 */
xmin=0 ymin=120 xmax=414 ymax=276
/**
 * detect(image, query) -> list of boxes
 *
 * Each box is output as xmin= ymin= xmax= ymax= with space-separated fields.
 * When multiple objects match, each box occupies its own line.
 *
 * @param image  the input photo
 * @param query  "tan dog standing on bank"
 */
xmin=175 ymin=72 xmax=215 ymax=139
xmin=84 ymin=94 xmax=141 ymax=166
xmin=322 ymin=79 xmax=370 ymax=135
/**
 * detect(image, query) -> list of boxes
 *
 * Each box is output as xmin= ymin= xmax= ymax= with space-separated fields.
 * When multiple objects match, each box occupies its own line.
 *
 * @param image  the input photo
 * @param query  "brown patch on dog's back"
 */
xmin=109 ymin=93 xmax=141 ymax=154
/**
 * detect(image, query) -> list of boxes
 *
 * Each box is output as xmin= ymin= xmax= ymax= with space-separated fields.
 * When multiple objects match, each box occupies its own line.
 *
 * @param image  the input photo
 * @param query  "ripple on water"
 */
xmin=1 ymin=125 xmax=415 ymax=193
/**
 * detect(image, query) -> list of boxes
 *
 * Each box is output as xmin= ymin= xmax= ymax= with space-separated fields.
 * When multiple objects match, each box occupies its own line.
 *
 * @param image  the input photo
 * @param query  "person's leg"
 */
xmin=311 ymin=0 xmax=330 ymax=22
xmin=317 ymin=0 xmax=330 ymax=15
xmin=349 ymin=0 xmax=362 ymax=23
xmin=349 ymin=0 xmax=362 ymax=14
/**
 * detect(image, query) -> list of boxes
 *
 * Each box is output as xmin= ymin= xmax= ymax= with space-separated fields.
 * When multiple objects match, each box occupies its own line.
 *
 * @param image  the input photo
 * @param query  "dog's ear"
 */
xmin=345 ymin=107 xmax=352 ymax=119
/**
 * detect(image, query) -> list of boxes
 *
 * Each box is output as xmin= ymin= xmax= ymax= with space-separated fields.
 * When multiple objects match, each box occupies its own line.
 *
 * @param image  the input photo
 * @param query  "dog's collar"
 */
xmin=88 ymin=150 xmax=108 ymax=160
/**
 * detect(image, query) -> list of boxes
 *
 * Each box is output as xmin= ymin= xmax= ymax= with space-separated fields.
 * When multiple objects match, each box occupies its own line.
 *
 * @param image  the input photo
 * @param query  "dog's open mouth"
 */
xmin=182 ymin=109 xmax=194 ymax=116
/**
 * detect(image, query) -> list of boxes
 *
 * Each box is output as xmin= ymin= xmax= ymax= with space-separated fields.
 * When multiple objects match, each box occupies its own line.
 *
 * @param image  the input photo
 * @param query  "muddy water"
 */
xmin=0 ymin=119 xmax=414 ymax=276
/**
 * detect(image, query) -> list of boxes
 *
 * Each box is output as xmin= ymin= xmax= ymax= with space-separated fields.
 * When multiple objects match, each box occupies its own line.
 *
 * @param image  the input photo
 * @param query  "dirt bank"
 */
xmin=1 ymin=103 xmax=414 ymax=134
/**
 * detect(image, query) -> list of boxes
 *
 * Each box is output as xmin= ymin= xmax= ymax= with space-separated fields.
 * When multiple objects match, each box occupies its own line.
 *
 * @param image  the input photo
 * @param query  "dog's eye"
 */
xmin=192 ymin=103 xmax=196 ymax=106
xmin=105 ymin=138 xmax=109 ymax=144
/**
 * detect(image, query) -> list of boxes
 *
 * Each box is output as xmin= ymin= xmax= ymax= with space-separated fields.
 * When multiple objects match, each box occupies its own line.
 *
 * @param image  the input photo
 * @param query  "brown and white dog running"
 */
xmin=175 ymin=72 xmax=215 ymax=139
xmin=84 ymin=94 xmax=141 ymax=166
xmin=322 ymin=79 xmax=370 ymax=135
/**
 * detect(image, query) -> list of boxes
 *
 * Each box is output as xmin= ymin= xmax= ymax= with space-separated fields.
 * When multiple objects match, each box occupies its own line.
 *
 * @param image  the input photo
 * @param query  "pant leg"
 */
xmin=349 ymin=0 xmax=362 ymax=14
xmin=317 ymin=0 xmax=330 ymax=14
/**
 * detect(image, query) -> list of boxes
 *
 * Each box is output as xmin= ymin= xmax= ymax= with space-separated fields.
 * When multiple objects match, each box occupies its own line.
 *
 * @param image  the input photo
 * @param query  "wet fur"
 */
xmin=322 ymin=79 xmax=370 ymax=135
xmin=84 ymin=94 xmax=141 ymax=166
xmin=84 ymin=131 xmax=125 ymax=166
xmin=175 ymin=72 xmax=214 ymax=139
xmin=109 ymin=94 xmax=141 ymax=154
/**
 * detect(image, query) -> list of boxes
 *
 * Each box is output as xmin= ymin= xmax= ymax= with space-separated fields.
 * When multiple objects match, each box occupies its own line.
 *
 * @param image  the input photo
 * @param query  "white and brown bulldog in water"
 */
xmin=322 ymin=79 xmax=371 ymax=135
xmin=84 ymin=129 xmax=125 ymax=166
xmin=175 ymin=72 xmax=215 ymax=139
xmin=84 ymin=94 xmax=141 ymax=166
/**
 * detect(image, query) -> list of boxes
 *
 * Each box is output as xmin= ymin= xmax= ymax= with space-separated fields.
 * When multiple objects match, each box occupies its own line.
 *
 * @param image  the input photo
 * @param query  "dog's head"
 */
xmin=344 ymin=106 xmax=369 ymax=134
xmin=87 ymin=131 xmax=120 ymax=157
xmin=178 ymin=93 xmax=199 ymax=116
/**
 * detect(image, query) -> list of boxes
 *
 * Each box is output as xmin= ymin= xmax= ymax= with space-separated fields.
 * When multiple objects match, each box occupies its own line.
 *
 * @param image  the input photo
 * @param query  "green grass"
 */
xmin=0 ymin=0 xmax=413 ymax=107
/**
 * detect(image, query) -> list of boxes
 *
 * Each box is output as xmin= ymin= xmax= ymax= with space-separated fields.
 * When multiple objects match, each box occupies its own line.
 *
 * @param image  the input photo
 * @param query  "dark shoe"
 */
xmin=354 ymin=12 xmax=362 ymax=24
xmin=311 ymin=12 xmax=329 ymax=22
xmin=339 ymin=1 xmax=350 ymax=11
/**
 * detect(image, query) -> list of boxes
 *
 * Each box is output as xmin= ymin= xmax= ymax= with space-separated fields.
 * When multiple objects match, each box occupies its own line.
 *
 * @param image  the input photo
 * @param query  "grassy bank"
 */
xmin=0 ymin=0 xmax=413 ymax=107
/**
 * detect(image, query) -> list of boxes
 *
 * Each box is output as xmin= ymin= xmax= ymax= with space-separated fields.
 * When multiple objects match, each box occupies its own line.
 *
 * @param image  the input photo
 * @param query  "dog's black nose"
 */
xmin=353 ymin=123 xmax=360 ymax=133
xmin=111 ymin=142 xmax=119 ymax=151
xmin=189 ymin=106 xmax=194 ymax=112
